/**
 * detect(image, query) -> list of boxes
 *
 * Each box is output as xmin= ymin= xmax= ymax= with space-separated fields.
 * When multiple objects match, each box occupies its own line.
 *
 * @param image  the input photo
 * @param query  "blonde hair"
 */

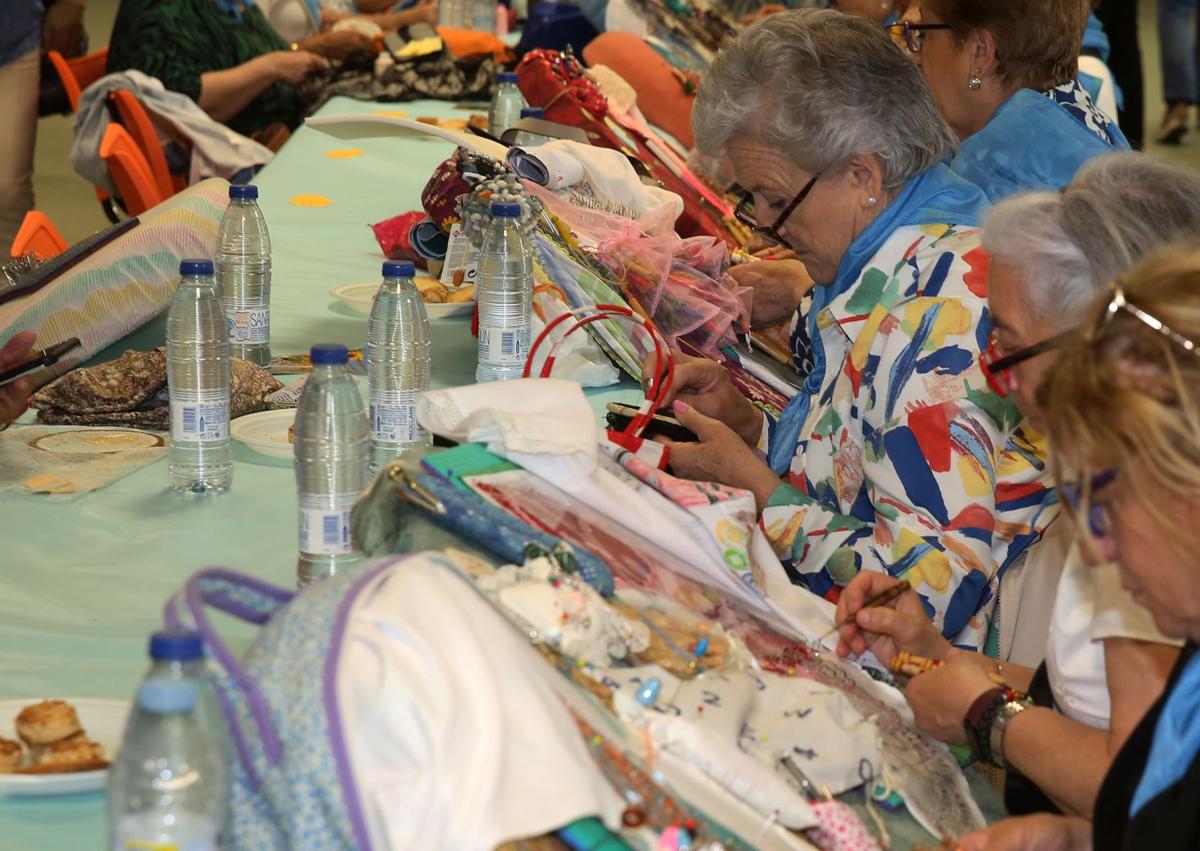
xmin=1039 ymin=247 xmax=1200 ymax=535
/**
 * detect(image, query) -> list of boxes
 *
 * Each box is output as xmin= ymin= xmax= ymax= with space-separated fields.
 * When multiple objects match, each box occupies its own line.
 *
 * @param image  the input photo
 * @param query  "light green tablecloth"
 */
xmin=0 ymin=96 xmax=1001 ymax=848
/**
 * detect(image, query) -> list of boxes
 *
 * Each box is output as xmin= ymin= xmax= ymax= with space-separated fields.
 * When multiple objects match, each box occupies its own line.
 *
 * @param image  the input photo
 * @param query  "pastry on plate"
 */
xmin=29 ymin=737 xmax=106 ymax=772
xmin=15 ymin=700 xmax=82 ymax=746
xmin=0 ymin=737 xmax=22 ymax=773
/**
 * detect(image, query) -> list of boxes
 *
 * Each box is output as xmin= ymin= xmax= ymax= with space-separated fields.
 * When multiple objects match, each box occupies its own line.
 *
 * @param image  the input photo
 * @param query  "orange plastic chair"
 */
xmin=47 ymin=46 xmax=111 ymax=113
xmin=107 ymin=90 xmax=178 ymax=201
xmin=9 ymin=212 xmax=68 ymax=260
xmin=47 ymin=46 xmax=120 ymax=222
xmin=99 ymin=124 xmax=165 ymax=216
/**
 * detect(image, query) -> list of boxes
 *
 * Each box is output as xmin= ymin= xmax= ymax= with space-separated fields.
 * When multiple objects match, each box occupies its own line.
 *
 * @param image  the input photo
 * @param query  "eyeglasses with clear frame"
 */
xmin=733 ymin=172 xmax=821 ymax=247
xmin=1091 ymin=285 xmax=1200 ymax=358
xmin=888 ymin=21 xmax=952 ymax=54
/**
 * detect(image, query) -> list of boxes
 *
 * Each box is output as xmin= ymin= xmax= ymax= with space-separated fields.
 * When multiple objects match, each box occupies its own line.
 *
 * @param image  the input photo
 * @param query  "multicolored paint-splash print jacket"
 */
xmin=761 ymin=224 xmax=1057 ymax=651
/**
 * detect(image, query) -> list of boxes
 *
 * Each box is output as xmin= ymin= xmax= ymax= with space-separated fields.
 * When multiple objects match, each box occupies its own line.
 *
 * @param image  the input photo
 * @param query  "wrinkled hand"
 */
xmin=263 ymin=50 xmax=328 ymax=85
xmin=725 ymin=259 xmax=813 ymax=330
xmin=955 ymin=814 xmax=1092 ymax=851
xmin=43 ymin=0 xmax=86 ymax=55
xmin=658 ymin=402 xmax=782 ymax=510
xmin=640 ymin=350 xmax=761 ymax=446
xmin=903 ymin=653 xmax=999 ymax=745
xmin=834 ymin=570 xmax=950 ymax=663
xmin=301 ymin=30 xmax=372 ymax=61
xmin=0 ymin=332 xmax=38 ymax=425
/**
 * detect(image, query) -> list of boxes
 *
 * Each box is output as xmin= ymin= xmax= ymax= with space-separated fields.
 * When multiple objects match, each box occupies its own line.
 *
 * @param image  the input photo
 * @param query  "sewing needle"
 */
xmin=817 ymin=580 xmax=912 ymax=643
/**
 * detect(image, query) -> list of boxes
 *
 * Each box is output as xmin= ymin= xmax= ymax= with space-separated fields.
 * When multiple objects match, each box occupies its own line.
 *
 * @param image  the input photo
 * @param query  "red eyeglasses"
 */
xmin=978 ymin=331 xmax=1072 ymax=397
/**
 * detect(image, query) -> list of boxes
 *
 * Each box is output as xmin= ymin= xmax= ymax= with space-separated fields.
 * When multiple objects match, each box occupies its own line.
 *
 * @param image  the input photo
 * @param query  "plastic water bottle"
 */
xmin=470 ymin=0 xmax=496 ymax=31
xmin=489 ymin=72 xmax=526 ymax=139
xmin=216 ymin=184 xmax=272 ymax=367
xmin=514 ymin=107 xmax=549 ymax=146
xmin=167 ymin=259 xmax=232 ymax=494
xmin=476 ymin=202 xmax=533 ymax=382
xmin=438 ymin=0 xmax=465 ymax=28
xmin=294 ymin=343 xmax=369 ymax=586
xmin=368 ymin=261 xmax=431 ymax=473
xmin=108 ymin=630 xmax=230 ymax=851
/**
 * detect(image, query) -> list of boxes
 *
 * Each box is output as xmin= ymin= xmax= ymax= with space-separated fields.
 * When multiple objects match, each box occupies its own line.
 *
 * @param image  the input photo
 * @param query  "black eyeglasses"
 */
xmin=733 ymin=172 xmax=821 ymax=246
xmin=888 ymin=21 xmax=952 ymax=54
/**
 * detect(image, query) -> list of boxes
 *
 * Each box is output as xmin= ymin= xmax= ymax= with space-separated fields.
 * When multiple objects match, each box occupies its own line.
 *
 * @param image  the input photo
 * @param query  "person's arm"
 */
xmin=1001 ymin=637 xmax=1179 ymax=817
xmin=199 ymin=51 xmax=326 ymax=122
xmin=0 ymin=332 xmax=38 ymax=425
xmin=956 ymin=814 xmax=1091 ymax=851
xmin=362 ymin=0 xmax=437 ymax=29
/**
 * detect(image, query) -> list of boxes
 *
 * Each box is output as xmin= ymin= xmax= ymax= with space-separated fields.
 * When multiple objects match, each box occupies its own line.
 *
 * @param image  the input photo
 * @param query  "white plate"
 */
xmin=330 ymin=280 xmax=475 ymax=318
xmin=230 ymin=409 xmax=296 ymax=460
xmin=0 ymin=698 xmax=130 ymax=796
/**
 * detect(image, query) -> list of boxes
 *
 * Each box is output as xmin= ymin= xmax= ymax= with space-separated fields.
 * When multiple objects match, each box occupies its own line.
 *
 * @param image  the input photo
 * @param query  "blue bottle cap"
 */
xmin=229 ymin=183 xmax=259 ymax=199
xmin=137 ymin=679 xmax=198 ymax=714
xmin=149 ymin=629 xmax=204 ymax=661
xmin=635 ymin=677 xmax=662 ymax=707
xmin=383 ymin=260 xmax=415 ymax=278
xmin=310 ymin=343 xmax=349 ymax=365
xmin=520 ymin=107 xmax=544 ymax=119
xmin=490 ymin=202 xmax=522 ymax=218
xmin=179 ymin=259 xmax=214 ymax=276
xmin=497 ymin=71 xmax=519 ymax=84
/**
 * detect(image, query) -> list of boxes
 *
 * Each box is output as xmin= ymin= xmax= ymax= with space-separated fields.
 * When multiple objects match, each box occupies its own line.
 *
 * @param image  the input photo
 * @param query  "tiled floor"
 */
xmin=29 ymin=0 xmax=1200 ymax=244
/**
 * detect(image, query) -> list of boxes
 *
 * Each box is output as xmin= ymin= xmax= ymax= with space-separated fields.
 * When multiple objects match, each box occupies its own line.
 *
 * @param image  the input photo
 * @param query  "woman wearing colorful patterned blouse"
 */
xmin=107 ymin=0 xmax=332 ymax=139
xmin=895 ymin=0 xmax=1129 ymax=202
xmin=646 ymin=9 xmax=1053 ymax=650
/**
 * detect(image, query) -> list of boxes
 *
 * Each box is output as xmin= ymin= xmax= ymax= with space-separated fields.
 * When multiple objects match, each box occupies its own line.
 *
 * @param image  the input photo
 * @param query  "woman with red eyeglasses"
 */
xmin=954 ymin=247 xmax=1200 ymax=851
xmin=833 ymin=152 xmax=1200 ymax=821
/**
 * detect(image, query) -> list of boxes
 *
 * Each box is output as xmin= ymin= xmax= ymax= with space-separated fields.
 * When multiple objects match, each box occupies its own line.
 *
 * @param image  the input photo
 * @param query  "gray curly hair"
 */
xmin=982 ymin=152 xmax=1200 ymax=327
xmin=692 ymin=8 xmax=957 ymax=188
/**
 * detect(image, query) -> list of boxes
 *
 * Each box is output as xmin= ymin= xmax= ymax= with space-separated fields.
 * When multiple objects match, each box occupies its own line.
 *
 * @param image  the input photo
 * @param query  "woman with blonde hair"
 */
xmin=955 ymin=248 xmax=1200 ymax=850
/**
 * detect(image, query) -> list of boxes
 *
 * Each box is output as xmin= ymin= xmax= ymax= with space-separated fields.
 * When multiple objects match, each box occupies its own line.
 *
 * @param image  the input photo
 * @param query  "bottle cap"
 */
xmin=383 ymin=260 xmax=415 ymax=278
xmin=137 ymin=679 xmax=198 ymax=714
xmin=310 ymin=343 xmax=349 ymax=365
xmin=229 ymin=184 xmax=259 ymax=199
xmin=149 ymin=629 xmax=205 ymax=661
xmin=497 ymin=71 xmax=519 ymax=84
xmin=490 ymin=202 xmax=521 ymax=218
xmin=179 ymin=259 xmax=214 ymax=276
xmin=519 ymin=107 xmax=544 ymax=119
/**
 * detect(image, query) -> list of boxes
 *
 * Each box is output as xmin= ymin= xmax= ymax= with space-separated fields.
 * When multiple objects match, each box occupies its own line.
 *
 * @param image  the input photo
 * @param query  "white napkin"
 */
xmin=417 ymin=379 xmax=598 ymax=473
xmin=339 ymin=553 xmax=623 ymax=850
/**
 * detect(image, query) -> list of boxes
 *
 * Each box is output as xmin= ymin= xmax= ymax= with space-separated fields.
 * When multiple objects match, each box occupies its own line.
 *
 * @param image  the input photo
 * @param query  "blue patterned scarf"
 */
xmin=766 ymin=165 xmax=987 ymax=474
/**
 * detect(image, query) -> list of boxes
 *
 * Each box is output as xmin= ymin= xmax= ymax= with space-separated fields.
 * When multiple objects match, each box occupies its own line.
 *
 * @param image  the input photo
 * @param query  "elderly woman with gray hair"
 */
xmin=833 ymin=152 xmax=1200 ymax=819
xmin=646 ymin=8 xmax=1055 ymax=652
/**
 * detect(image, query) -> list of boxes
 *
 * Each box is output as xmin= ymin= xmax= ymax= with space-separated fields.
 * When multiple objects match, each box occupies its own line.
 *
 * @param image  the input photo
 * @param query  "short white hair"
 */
xmin=691 ymin=8 xmax=956 ymax=188
xmin=982 ymin=153 xmax=1200 ymax=327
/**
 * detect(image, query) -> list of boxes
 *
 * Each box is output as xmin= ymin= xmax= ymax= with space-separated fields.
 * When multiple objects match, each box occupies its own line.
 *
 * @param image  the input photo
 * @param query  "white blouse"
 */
xmin=1044 ymin=542 xmax=1181 ymax=729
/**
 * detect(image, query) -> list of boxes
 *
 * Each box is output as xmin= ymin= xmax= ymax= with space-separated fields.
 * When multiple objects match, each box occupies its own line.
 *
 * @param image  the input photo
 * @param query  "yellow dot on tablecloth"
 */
xmin=290 ymin=194 xmax=333 ymax=207
xmin=325 ymin=148 xmax=363 ymax=160
xmin=372 ymin=110 xmax=408 ymax=118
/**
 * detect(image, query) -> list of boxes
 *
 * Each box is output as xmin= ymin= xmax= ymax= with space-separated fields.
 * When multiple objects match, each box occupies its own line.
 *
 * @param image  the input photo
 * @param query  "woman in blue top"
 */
xmin=895 ymin=0 xmax=1129 ymax=202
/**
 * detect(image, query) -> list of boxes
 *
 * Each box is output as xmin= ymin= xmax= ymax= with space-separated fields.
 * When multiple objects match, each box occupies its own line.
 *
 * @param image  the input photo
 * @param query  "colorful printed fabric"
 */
xmin=760 ymin=224 xmax=1057 ymax=650
xmin=1045 ymin=78 xmax=1121 ymax=147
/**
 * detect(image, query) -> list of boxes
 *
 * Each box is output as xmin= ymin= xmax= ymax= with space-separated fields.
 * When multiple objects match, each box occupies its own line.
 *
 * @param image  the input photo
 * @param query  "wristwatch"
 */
xmin=989 ymin=695 xmax=1033 ymax=770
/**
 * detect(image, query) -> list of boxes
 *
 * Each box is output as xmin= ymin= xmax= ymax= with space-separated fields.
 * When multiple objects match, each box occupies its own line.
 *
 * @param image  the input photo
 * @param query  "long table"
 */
xmin=0 ymin=96 xmax=1000 ymax=848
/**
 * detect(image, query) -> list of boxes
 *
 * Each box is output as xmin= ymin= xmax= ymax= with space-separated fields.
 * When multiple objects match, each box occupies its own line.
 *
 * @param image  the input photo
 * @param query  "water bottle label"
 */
xmin=170 ymin=391 xmax=230 ymax=443
xmin=226 ymin=303 xmax=270 ymax=345
xmin=478 ymin=324 xmax=529 ymax=367
xmin=370 ymin=391 xmax=423 ymax=444
xmin=298 ymin=494 xmax=356 ymax=556
xmin=439 ymin=225 xmax=479 ymax=286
